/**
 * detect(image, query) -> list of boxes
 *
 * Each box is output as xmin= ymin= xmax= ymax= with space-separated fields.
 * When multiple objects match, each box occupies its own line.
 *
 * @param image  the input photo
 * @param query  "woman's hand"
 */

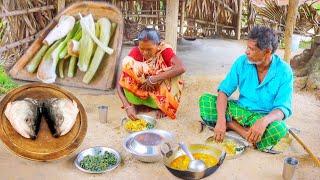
xmin=125 ymin=106 xmax=138 ymax=120
xmin=140 ymin=76 xmax=159 ymax=91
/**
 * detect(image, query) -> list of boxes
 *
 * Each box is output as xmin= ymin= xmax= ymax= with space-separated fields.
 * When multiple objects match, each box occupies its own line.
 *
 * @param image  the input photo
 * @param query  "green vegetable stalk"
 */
xmin=52 ymin=22 xmax=80 ymax=67
xmin=36 ymin=39 xmax=62 ymax=83
xmin=59 ymin=22 xmax=81 ymax=59
xmin=58 ymin=58 xmax=65 ymax=78
xmin=67 ymin=56 xmax=77 ymax=77
xmin=25 ymin=44 xmax=49 ymax=73
xmin=78 ymin=14 xmax=95 ymax=72
xmin=83 ymin=18 xmax=114 ymax=84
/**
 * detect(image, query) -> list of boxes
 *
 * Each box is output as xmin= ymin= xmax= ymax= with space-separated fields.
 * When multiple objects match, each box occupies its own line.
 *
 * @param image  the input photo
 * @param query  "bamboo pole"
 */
xmin=215 ymin=0 xmax=236 ymax=14
xmin=236 ymin=0 xmax=243 ymax=40
xmin=0 ymin=5 xmax=55 ymax=18
xmin=165 ymin=0 xmax=179 ymax=52
xmin=57 ymin=0 xmax=66 ymax=13
xmin=0 ymin=34 xmax=37 ymax=53
xmin=186 ymin=18 xmax=235 ymax=29
xmin=124 ymin=14 xmax=166 ymax=18
xmin=283 ymin=0 xmax=299 ymax=62
xmin=289 ymin=129 xmax=320 ymax=167
xmin=180 ymin=0 xmax=186 ymax=37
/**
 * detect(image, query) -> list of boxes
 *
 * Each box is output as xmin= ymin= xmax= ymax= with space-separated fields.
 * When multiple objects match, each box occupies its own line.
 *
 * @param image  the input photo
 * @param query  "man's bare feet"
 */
xmin=226 ymin=120 xmax=249 ymax=139
xmin=156 ymin=110 xmax=166 ymax=119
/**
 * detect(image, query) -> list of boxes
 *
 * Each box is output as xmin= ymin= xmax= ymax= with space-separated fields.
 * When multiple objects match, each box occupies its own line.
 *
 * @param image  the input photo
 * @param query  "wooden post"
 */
xmin=57 ymin=0 xmax=66 ymax=13
xmin=179 ymin=0 xmax=186 ymax=38
xmin=283 ymin=0 xmax=299 ymax=62
xmin=165 ymin=0 xmax=179 ymax=52
xmin=236 ymin=0 xmax=243 ymax=40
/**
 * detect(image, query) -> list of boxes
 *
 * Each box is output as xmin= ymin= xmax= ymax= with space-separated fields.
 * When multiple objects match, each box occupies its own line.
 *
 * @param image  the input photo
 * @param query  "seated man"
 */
xmin=117 ymin=26 xmax=185 ymax=120
xmin=199 ymin=26 xmax=293 ymax=151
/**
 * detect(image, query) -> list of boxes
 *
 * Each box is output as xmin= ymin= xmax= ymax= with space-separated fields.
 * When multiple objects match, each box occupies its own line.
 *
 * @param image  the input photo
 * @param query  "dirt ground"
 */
xmin=0 ymin=39 xmax=319 ymax=180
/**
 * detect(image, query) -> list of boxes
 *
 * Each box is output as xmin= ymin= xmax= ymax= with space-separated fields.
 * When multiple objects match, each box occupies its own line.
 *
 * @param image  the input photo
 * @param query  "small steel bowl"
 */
xmin=121 ymin=114 xmax=157 ymax=133
xmin=123 ymin=129 xmax=174 ymax=162
xmin=74 ymin=146 xmax=121 ymax=174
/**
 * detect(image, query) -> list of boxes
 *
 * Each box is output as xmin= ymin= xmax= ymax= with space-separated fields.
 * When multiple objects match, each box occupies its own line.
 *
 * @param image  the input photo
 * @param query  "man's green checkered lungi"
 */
xmin=199 ymin=93 xmax=287 ymax=151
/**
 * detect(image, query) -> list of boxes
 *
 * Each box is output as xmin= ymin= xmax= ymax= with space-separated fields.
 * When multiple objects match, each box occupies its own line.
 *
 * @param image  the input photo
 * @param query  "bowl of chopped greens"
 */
xmin=121 ymin=114 xmax=156 ymax=133
xmin=74 ymin=146 xmax=121 ymax=173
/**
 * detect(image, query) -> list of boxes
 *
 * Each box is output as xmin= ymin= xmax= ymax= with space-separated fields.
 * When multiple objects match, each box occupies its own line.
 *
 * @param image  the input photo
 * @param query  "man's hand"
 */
xmin=213 ymin=120 xmax=226 ymax=143
xmin=246 ymin=118 xmax=269 ymax=143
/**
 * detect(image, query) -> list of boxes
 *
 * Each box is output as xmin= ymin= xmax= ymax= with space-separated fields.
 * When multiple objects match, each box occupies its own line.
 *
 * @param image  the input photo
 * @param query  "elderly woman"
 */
xmin=117 ymin=26 xmax=185 ymax=120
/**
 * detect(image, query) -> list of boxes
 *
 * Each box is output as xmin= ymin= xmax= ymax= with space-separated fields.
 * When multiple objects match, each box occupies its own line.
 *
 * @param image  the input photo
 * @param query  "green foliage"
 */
xmin=278 ymin=39 xmax=312 ymax=49
xmin=0 ymin=66 xmax=18 ymax=94
xmin=299 ymin=40 xmax=312 ymax=49
xmin=313 ymin=2 xmax=320 ymax=14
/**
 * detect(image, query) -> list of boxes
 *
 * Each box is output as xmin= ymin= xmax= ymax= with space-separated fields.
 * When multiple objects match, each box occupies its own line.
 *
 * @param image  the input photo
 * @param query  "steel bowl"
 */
xmin=122 ymin=114 xmax=157 ymax=133
xmin=161 ymin=144 xmax=226 ymax=179
xmin=74 ymin=146 xmax=121 ymax=173
xmin=123 ymin=129 xmax=174 ymax=162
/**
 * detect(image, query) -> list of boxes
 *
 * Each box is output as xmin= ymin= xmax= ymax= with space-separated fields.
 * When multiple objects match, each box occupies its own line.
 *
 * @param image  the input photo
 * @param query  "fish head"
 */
xmin=5 ymin=100 xmax=40 ymax=139
xmin=51 ymin=114 xmax=64 ymax=137
xmin=24 ymin=115 xmax=39 ymax=140
xmin=56 ymin=100 xmax=79 ymax=136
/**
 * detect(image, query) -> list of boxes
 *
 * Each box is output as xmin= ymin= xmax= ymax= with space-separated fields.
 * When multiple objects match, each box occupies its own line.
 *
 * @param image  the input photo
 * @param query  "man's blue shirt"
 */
xmin=218 ymin=54 xmax=294 ymax=119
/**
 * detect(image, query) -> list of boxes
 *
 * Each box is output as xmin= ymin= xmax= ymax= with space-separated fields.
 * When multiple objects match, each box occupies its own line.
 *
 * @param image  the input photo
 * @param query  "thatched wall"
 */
xmin=0 ymin=0 xmax=319 ymax=70
xmin=0 ymin=0 xmax=55 ymax=69
xmin=0 ymin=0 xmax=241 ymax=69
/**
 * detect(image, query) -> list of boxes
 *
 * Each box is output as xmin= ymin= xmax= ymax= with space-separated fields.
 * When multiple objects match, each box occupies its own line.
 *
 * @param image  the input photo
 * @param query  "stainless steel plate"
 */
xmin=205 ymin=134 xmax=247 ymax=159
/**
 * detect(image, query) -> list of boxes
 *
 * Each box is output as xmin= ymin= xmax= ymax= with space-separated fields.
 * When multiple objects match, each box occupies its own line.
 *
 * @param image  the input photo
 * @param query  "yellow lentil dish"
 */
xmin=170 ymin=153 xmax=218 ymax=171
xmin=124 ymin=119 xmax=148 ymax=132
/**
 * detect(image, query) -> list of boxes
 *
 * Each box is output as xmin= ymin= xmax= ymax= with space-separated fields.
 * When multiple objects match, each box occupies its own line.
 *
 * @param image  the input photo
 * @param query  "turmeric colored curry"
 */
xmin=170 ymin=153 xmax=218 ymax=171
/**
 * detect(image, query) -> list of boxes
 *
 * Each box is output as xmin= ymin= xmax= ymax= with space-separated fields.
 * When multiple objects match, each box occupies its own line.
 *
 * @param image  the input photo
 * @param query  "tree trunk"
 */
xmin=291 ymin=36 xmax=320 ymax=99
xmin=283 ymin=0 xmax=299 ymax=62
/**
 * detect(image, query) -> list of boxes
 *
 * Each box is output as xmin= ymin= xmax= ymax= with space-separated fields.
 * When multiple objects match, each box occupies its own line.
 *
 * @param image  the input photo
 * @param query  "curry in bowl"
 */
xmin=170 ymin=153 xmax=218 ymax=171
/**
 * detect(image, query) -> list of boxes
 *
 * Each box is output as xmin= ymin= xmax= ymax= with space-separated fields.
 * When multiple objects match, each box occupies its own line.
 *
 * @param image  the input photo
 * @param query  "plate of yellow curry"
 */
xmin=122 ymin=114 xmax=156 ymax=133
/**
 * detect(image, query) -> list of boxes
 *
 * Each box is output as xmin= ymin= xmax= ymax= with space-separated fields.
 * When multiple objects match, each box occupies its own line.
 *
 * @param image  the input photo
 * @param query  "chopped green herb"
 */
xmin=79 ymin=151 xmax=117 ymax=172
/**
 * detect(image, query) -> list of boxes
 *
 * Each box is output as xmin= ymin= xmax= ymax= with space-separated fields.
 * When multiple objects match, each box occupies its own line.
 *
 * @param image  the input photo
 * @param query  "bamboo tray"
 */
xmin=9 ymin=1 xmax=123 ymax=91
xmin=0 ymin=83 xmax=87 ymax=161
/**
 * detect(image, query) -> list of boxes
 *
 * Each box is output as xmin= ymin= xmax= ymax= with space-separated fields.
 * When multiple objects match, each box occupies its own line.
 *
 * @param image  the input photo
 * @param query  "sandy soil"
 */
xmin=0 ymin=39 xmax=319 ymax=180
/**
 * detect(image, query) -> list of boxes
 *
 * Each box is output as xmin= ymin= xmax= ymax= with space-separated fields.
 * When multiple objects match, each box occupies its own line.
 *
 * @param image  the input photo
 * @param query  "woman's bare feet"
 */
xmin=134 ymin=105 xmax=165 ymax=119
xmin=135 ymin=105 xmax=153 ymax=114
xmin=156 ymin=110 xmax=166 ymax=119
